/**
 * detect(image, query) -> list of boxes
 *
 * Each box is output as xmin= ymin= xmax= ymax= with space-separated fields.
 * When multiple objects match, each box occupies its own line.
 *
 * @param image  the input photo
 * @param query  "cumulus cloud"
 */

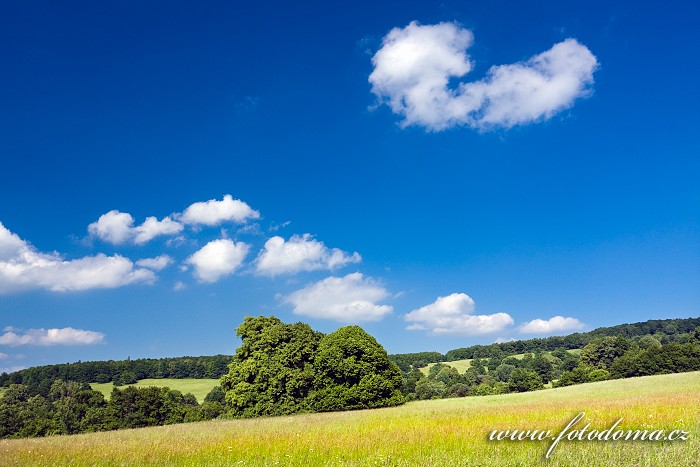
xmin=255 ymin=234 xmax=361 ymax=276
xmin=369 ymin=21 xmax=598 ymax=131
xmin=186 ymin=238 xmax=249 ymax=283
xmin=179 ymin=195 xmax=260 ymax=226
xmin=519 ymin=316 xmax=585 ymax=334
xmin=284 ymin=272 xmax=392 ymax=322
xmin=404 ymin=293 xmax=514 ymax=335
xmin=88 ymin=210 xmax=183 ymax=245
xmin=0 ymin=327 xmax=105 ymax=346
xmin=0 ymin=222 xmax=155 ymax=293
xmin=135 ymin=255 xmax=174 ymax=271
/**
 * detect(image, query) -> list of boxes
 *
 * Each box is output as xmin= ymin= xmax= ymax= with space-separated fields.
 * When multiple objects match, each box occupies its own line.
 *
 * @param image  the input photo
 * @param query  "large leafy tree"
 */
xmin=310 ymin=326 xmax=405 ymax=411
xmin=220 ymin=316 xmax=323 ymax=417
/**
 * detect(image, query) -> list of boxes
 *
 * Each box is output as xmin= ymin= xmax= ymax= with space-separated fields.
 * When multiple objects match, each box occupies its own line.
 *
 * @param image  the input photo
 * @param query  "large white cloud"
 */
xmin=519 ymin=316 xmax=585 ymax=334
xmin=284 ymin=272 xmax=392 ymax=322
xmin=405 ymin=293 xmax=514 ymax=335
xmin=255 ymin=234 xmax=361 ymax=276
xmin=0 ymin=222 xmax=154 ymax=293
xmin=186 ymin=238 xmax=249 ymax=283
xmin=179 ymin=195 xmax=260 ymax=226
xmin=0 ymin=327 xmax=106 ymax=346
xmin=88 ymin=210 xmax=183 ymax=245
xmin=369 ymin=21 xmax=598 ymax=131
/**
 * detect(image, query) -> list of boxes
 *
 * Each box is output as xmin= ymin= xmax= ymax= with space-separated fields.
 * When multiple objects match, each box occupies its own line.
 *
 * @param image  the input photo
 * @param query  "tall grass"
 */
xmin=3 ymin=372 xmax=698 ymax=466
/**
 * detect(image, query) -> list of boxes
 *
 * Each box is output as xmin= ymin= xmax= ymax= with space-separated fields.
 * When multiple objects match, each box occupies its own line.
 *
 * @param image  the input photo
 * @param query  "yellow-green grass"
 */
xmin=90 ymin=379 xmax=219 ymax=403
xmin=3 ymin=372 xmax=698 ymax=466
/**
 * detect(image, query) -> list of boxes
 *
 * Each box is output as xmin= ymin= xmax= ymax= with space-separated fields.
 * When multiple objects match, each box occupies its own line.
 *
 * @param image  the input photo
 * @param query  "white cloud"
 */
xmin=519 ymin=316 xmax=585 ymax=334
xmin=0 ymin=327 xmax=105 ymax=346
xmin=133 ymin=216 xmax=183 ymax=244
xmin=173 ymin=281 xmax=186 ymax=291
xmin=369 ymin=21 xmax=598 ymax=131
xmin=88 ymin=210 xmax=184 ymax=245
xmin=255 ymin=234 xmax=361 ymax=276
xmin=87 ymin=210 xmax=135 ymax=244
xmin=0 ymin=366 xmax=26 ymax=374
xmin=0 ymin=222 xmax=155 ymax=293
xmin=284 ymin=272 xmax=392 ymax=322
xmin=136 ymin=255 xmax=174 ymax=271
xmin=186 ymin=238 xmax=249 ymax=283
xmin=404 ymin=293 xmax=514 ymax=335
xmin=179 ymin=195 xmax=260 ymax=226
xmin=0 ymin=352 xmax=8 ymax=360
xmin=494 ymin=337 xmax=516 ymax=344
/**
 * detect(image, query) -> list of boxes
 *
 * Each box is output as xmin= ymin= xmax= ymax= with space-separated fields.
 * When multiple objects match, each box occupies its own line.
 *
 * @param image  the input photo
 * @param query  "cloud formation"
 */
xmin=179 ymin=195 xmax=260 ymax=226
xmin=88 ymin=210 xmax=183 ymax=245
xmin=0 ymin=327 xmax=105 ymax=346
xmin=255 ymin=234 xmax=361 ymax=276
xmin=369 ymin=21 xmax=598 ymax=131
xmin=519 ymin=316 xmax=585 ymax=334
xmin=404 ymin=292 xmax=514 ymax=335
xmin=135 ymin=255 xmax=174 ymax=271
xmin=186 ymin=238 xmax=249 ymax=283
xmin=284 ymin=272 xmax=392 ymax=322
xmin=0 ymin=222 xmax=154 ymax=293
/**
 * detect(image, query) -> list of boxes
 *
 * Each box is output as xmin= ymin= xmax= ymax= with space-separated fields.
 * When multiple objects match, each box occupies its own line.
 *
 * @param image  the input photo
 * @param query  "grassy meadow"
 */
xmin=2 ymin=371 xmax=698 ymax=466
xmin=90 ymin=378 xmax=220 ymax=403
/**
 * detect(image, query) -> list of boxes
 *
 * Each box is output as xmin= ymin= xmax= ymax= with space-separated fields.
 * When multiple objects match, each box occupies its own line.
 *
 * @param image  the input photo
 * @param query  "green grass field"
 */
xmin=3 ymin=371 xmax=698 ymax=466
xmin=90 ymin=379 xmax=220 ymax=403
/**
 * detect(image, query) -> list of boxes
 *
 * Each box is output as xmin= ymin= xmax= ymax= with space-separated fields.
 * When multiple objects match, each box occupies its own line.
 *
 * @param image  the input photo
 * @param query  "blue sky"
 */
xmin=1 ymin=0 xmax=698 ymax=372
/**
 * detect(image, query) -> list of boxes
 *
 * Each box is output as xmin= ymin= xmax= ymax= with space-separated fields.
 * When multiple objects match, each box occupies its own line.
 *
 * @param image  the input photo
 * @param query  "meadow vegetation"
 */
xmin=90 ymin=379 xmax=220 ymax=404
xmin=1 ymin=372 xmax=697 ymax=466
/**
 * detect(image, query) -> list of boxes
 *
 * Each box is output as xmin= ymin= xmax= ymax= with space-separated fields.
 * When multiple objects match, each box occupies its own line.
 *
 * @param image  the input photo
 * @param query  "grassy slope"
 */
xmin=3 ymin=371 xmax=698 ymax=466
xmin=420 ymin=349 xmax=582 ymax=375
xmin=90 ymin=379 xmax=220 ymax=404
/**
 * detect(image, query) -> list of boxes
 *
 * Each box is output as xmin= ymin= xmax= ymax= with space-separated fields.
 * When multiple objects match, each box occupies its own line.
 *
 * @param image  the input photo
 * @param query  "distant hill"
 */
xmin=389 ymin=316 xmax=700 ymax=371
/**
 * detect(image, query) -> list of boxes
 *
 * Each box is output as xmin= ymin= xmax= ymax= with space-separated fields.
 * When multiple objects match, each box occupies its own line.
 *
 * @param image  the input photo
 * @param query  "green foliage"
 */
xmin=494 ymin=364 xmax=516 ymax=383
xmin=221 ymin=316 xmax=321 ymax=417
xmin=580 ymin=336 xmax=635 ymax=369
xmin=311 ymin=326 xmax=405 ymax=411
xmin=508 ymin=368 xmax=543 ymax=392
xmin=221 ymin=317 xmax=403 ymax=418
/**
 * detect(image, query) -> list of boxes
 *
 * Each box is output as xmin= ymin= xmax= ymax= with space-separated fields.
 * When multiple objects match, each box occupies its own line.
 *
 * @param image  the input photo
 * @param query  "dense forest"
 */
xmin=1 ymin=316 xmax=699 ymax=439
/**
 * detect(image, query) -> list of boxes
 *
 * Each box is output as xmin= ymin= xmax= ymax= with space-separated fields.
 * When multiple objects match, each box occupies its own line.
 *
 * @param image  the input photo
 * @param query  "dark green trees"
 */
xmin=220 ymin=316 xmax=321 ymax=417
xmin=220 ymin=316 xmax=405 ymax=417
xmin=311 ymin=326 xmax=404 ymax=411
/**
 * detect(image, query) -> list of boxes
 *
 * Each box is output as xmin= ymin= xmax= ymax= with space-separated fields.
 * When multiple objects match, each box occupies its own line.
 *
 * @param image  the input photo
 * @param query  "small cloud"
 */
xmin=404 ymin=293 xmax=514 ymax=336
xmin=173 ymin=281 xmax=186 ymax=291
xmin=284 ymin=272 xmax=392 ymax=322
xmin=255 ymin=234 xmax=361 ymax=276
xmin=0 ymin=327 xmax=106 ymax=347
xmin=0 ymin=352 xmax=8 ymax=360
xmin=0 ymin=366 xmax=26 ymax=374
xmin=186 ymin=238 xmax=249 ymax=283
xmin=136 ymin=255 xmax=174 ymax=271
xmin=494 ymin=337 xmax=516 ymax=344
xmin=519 ymin=316 xmax=585 ymax=335
xmin=369 ymin=21 xmax=598 ymax=131
xmin=179 ymin=195 xmax=260 ymax=226
xmin=88 ymin=211 xmax=183 ymax=245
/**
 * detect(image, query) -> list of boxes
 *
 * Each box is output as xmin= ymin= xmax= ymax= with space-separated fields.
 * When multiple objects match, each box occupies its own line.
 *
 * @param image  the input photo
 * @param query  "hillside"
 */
xmin=2 ymin=372 xmax=698 ymax=466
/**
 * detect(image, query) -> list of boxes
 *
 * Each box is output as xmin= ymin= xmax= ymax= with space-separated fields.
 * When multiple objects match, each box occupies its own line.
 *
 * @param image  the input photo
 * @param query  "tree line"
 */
xmin=389 ymin=316 xmax=700 ymax=370
xmin=0 ymin=379 xmax=227 ymax=439
xmin=0 ymin=355 xmax=232 ymax=396
xmin=399 ymin=328 xmax=700 ymax=400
